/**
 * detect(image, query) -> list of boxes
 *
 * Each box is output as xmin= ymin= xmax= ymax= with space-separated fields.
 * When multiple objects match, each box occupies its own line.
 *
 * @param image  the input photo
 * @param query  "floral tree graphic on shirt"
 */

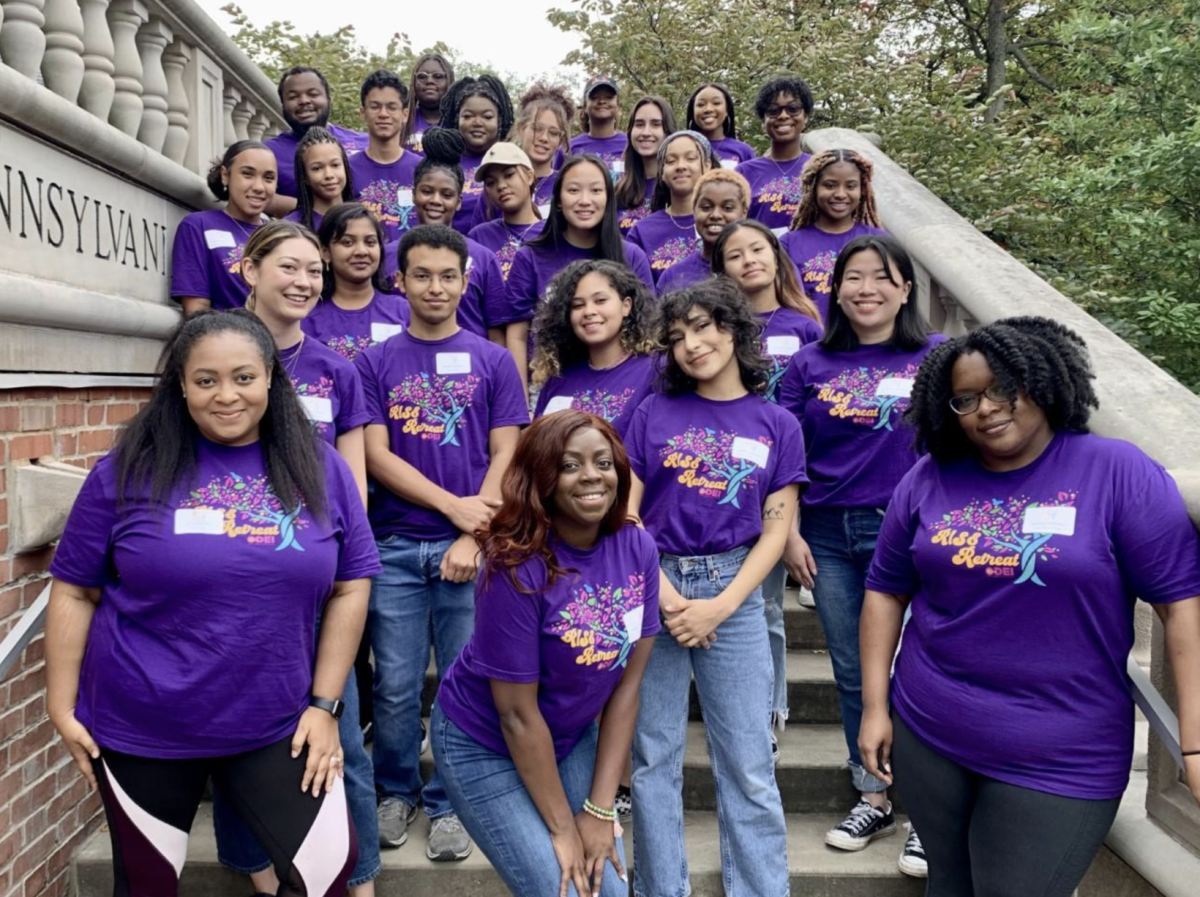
xmin=801 ymin=249 xmax=839 ymax=297
xmin=757 ymin=175 xmax=800 ymax=215
xmin=223 ymin=244 xmax=245 ymax=275
xmin=324 ymin=334 xmax=373 ymax=361
xmin=388 ymin=373 xmax=481 ymax=447
xmin=820 ymin=363 xmax=921 ymax=431
xmin=648 ymin=236 xmax=696 ymax=274
xmin=661 ymin=427 xmax=770 ymax=508
xmin=293 ymin=375 xmax=334 ymax=437
xmin=927 ymin=492 xmax=1077 ymax=586
xmin=357 ymin=180 xmax=414 ymax=232
xmin=549 ymin=573 xmax=647 ymax=670
xmin=179 ymin=472 xmax=309 ymax=551
xmin=572 ymin=387 xmax=638 ymax=423
xmin=763 ymin=351 xmax=792 ymax=403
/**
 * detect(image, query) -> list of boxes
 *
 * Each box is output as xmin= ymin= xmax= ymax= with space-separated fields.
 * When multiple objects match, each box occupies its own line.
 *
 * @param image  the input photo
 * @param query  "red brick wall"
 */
xmin=0 ymin=387 xmax=151 ymax=897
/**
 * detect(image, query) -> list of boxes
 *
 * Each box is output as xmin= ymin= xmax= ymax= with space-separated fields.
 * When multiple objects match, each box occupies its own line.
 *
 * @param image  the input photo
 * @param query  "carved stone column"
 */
xmin=0 ymin=0 xmax=47 ymax=79
xmin=248 ymin=110 xmax=270 ymax=142
xmin=77 ymin=0 xmax=115 ymax=119
xmin=134 ymin=15 xmax=171 ymax=152
xmin=105 ymin=0 xmax=147 ymax=137
xmin=222 ymin=84 xmax=240 ymax=150
xmin=161 ymin=38 xmax=191 ymax=165
xmin=40 ymin=0 xmax=84 ymax=102
xmin=231 ymin=96 xmax=253 ymax=142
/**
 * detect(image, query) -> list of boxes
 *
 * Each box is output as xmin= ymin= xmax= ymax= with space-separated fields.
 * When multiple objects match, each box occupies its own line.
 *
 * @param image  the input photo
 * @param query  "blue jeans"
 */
xmin=762 ymin=559 xmax=788 ymax=722
xmin=214 ymin=669 xmax=381 ymax=886
xmin=371 ymin=533 xmax=474 ymax=819
xmin=801 ymin=505 xmax=889 ymax=794
xmin=432 ymin=705 xmax=628 ymax=896
xmin=632 ymin=546 xmax=789 ymax=897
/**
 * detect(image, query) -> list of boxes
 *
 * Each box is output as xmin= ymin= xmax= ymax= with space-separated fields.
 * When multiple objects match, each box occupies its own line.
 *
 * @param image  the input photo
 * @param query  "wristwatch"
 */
xmin=310 ymin=696 xmax=345 ymax=719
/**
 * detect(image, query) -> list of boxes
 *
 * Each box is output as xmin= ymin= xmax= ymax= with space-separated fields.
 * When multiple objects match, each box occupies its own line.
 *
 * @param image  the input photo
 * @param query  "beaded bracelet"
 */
xmin=582 ymin=799 xmax=617 ymax=821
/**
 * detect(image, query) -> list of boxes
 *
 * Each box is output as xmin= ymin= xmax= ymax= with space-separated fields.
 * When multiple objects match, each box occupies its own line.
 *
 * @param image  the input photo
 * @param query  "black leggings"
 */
xmin=96 ymin=735 xmax=356 ymax=897
xmin=891 ymin=712 xmax=1120 ymax=897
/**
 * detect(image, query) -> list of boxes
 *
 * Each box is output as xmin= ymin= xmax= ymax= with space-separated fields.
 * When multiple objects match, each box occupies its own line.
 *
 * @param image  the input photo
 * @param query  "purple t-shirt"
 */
xmin=780 ymin=223 xmax=888 ymax=321
xmin=301 ymin=292 xmax=412 ymax=361
xmin=49 ymin=439 xmax=381 ymax=758
xmin=349 ymin=150 xmax=421 ymax=243
xmin=778 ymin=337 xmax=945 ymax=508
xmin=655 ymin=250 xmax=713 ymax=294
xmin=452 ymin=150 xmax=488 ymax=235
xmin=533 ymin=355 xmax=657 ymax=438
xmin=867 ymin=431 xmax=1200 ymax=799
xmin=627 ymin=211 xmax=700 ymax=284
xmin=502 ymin=240 xmax=654 ymax=326
xmin=380 ymin=236 xmax=507 ymax=337
xmin=438 ymin=525 xmax=662 ymax=760
xmin=281 ymin=336 xmax=370 ymax=445
xmin=534 ymin=174 xmax=557 ymax=216
xmin=468 ymin=219 xmax=546 ymax=283
xmin=266 ymin=124 xmax=368 ymax=199
xmin=710 ymin=137 xmax=756 ymax=167
xmin=624 ymin=392 xmax=807 ymax=557
xmin=736 ymin=154 xmax=811 ymax=234
xmin=170 ymin=208 xmax=259 ymax=310
xmin=356 ymin=329 xmax=530 ymax=540
xmin=617 ymin=178 xmax=655 ymax=233
xmin=282 ymin=208 xmax=325 ymax=234
xmin=759 ymin=308 xmax=824 ymax=403
xmin=569 ymin=133 xmax=628 ymax=177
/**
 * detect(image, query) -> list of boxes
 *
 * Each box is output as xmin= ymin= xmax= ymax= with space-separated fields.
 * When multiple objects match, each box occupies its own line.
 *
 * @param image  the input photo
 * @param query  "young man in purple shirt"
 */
xmin=357 ymin=224 xmax=529 ymax=862
xmin=264 ymin=65 xmax=368 ymax=216
xmin=570 ymin=77 xmax=628 ymax=178
xmin=350 ymin=70 xmax=421 ymax=244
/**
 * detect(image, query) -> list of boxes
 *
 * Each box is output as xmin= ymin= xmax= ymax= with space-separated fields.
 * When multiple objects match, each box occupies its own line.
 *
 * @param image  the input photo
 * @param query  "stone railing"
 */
xmin=804 ymin=128 xmax=1200 ymax=880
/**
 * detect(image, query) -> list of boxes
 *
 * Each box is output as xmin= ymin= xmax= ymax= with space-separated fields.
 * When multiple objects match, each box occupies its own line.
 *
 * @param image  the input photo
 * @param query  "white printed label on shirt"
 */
xmin=465 ymin=255 xmax=475 ymax=272
xmin=731 ymin=436 xmax=770 ymax=469
xmin=299 ymin=395 xmax=334 ymax=423
xmin=396 ymin=188 xmax=414 ymax=208
xmin=436 ymin=352 xmax=472 ymax=375
xmin=720 ymin=158 xmax=739 ymax=170
xmin=174 ymin=508 xmax=225 ymax=535
xmin=610 ymin=160 xmax=625 ymax=176
xmin=537 ymin=203 xmax=552 ymax=218
xmin=624 ymin=605 xmax=644 ymax=643
xmin=765 ymin=335 xmax=801 ymax=357
xmin=875 ymin=377 xmax=915 ymax=398
xmin=370 ymin=322 xmax=404 ymax=342
xmin=544 ymin=395 xmax=574 ymax=414
xmin=204 ymin=229 xmax=236 ymax=249
xmin=771 ymin=226 xmax=788 ymax=237
xmin=1022 ymin=506 xmax=1077 ymax=537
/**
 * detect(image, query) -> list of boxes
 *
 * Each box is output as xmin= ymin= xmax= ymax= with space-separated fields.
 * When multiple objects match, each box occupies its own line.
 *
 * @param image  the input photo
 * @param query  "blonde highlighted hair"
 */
xmin=789 ymin=149 xmax=880 ymax=230
xmin=239 ymin=220 xmax=320 ymax=311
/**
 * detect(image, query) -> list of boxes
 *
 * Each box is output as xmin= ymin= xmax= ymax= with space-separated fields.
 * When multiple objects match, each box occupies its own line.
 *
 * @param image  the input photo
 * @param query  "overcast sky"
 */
xmin=196 ymin=0 xmax=585 ymax=83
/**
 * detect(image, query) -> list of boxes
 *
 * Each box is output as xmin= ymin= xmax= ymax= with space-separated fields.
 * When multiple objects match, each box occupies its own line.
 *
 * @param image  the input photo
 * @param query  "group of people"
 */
xmin=44 ymin=54 xmax=1200 ymax=897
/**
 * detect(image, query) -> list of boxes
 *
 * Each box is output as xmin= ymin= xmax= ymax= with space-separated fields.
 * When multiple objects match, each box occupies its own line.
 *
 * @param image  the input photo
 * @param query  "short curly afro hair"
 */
xmin=905 ymin=316 xmax=1099 ymax=463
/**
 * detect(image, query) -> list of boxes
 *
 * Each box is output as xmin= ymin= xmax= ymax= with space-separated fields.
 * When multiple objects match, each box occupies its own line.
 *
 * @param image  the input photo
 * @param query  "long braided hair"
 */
xmin=789 ymin=149 xmax=881 ymax=230
xmin=293 ymin=127 xmax=354 ymax=232
xmin=439 ymin=75 xmax=515 ymax=152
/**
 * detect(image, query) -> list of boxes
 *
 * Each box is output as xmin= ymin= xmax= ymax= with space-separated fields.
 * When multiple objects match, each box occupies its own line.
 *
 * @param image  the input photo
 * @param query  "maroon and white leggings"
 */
xmin=95 ymin=735 xmax=356 ymax=897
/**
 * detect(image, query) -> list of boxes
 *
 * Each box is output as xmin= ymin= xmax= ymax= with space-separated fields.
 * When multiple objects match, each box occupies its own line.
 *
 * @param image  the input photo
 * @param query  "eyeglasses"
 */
xmin=415 ymin=72 xmax=448 ymax=83
xmin=531 ymin=123 xmax=564 ymax=140
xmin=948 ymin=384 xmax=1016 ymax=415
xmin=765 ymin=103 xmax=805 ymax=119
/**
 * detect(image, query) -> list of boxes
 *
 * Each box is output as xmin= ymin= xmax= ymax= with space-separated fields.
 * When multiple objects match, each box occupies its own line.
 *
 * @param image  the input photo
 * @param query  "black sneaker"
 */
xmin=614 ymin=785 xmax=633 ymax=823
xmin=770 ymin=729 xmax=781 ymax=765
xmin=825 ymin=799 xmax=897 ymax=851
xmin=898 ymin=822 xmax=928 ymax=877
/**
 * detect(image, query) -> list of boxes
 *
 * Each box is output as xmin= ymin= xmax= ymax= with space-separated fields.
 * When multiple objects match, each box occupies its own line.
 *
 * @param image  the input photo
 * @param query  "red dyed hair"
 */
xmin=481 ymin=411 xmax=631 ymax=590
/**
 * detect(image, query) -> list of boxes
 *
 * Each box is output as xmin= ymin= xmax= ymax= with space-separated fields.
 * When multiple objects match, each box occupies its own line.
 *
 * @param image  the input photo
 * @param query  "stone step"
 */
xmin=786 ymin=599 xmax=827 ymax=649
xmin=72 ymin=803 xmax=924 ymax=897
xmin=421 ymin=649 xmax=841 ymax=725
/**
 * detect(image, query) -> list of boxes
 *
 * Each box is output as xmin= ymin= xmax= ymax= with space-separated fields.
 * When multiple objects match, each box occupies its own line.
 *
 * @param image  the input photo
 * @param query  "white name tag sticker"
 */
xmin=465 ymin=256 xmax=475 ymax=272
xmin=875 ymin=377 xmax=915 ymax=398
xmin=731 ymin=436 xmax=770 ymax=468
xmin=765 ymin=335 xmax=801 ymax=357
xmin=771 ymin=226 xmax=789 ymax=237
xmin=299 ymin=395 xmax=334 ymax=423
xmin=544 ymin=395 xmax=574 ymax=414
xmin=624 ymin=605 xmax=644 ymax=643
xmin=720 ymin=158 xmax=739 ymax=170
xmin=174 ymin=508 xmax=224 ymax=535
xmin=370 ymin=322 xmax=404 ymax=342
xmin=1022 ymin=506 xmax=1076 ymax=536
xmin=396 ymin=188 xmax=414 ymax=208
xmin=204 ymin=229 xmax=236 ymax=249
xmin=436 ymin=352 xmax=472 ymax=375
xmin=537 ymin=203 xmax=552 ymax=218
xmin=610 ymin=160 xmax=625 ymax=176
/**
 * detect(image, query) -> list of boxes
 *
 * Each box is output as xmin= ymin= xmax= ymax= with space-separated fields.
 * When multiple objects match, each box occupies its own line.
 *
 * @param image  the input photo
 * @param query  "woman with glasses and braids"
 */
xmin=735 ymin=76 xmax=815 ymax=235
xmin=402 ymin=52 xmax=454 ymax=154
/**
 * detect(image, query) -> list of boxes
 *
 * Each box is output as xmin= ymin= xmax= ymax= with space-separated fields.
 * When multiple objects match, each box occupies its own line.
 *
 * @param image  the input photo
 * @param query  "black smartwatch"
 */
xmin=310 ymin=696 xmax=345 ymax=719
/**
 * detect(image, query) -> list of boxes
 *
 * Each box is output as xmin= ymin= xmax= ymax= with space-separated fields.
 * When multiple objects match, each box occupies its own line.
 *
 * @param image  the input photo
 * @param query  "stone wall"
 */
xmin=0 ymin=385 xmax=150 ymax=897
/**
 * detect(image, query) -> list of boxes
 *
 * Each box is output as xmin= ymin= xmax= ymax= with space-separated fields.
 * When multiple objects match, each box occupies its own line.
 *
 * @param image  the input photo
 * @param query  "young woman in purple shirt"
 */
xmin=625 ymin=278 xmax=804 ymax=897
xmin=655 ymin=168 xmax=752 ymax=293
xmin=780 ymin=148 xmax=886 ymax=320
xmin=283 ymin=126 xmax=355 ymax=234
xmin=614 ymin=97 xmax=677 ymax=233
xmin=627 ymin=130 xmax=712 ymax=284
xmin=47 ymin=310 xmax=380 ymax=897
xmin=402 ymin=52 xmax=454 ymax=154
xmin=434 ymin=411 xmax=660 ymax=897
xmin=860 ymin=316 xmax=1200 ymax=895
xmin=569 ymin=77 xmax=627 ymax=177
xmin=170 ymin=140 xmax=275 ymax=316
xmin=439 ymin=76 xmax=516 ymax=232
xmin=468 ymin=142 xmax=546 ymax=282
xmin=685 ymin=82 xmax=756 ymax=168
xmin=512 ymin=83 xmax=574 ymax=215
xmin=735 ymin=76 xmax=815 ymax=234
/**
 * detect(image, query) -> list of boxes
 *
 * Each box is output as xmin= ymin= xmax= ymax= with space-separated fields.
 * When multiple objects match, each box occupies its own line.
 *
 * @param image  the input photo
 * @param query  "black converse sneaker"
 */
xmin=824 ymin=799 xmax=897 ymax=851
xmin=898 ymin=823 xmax=928 ymax=877
xmin=614 ymin=785 xmax=633 ymax=823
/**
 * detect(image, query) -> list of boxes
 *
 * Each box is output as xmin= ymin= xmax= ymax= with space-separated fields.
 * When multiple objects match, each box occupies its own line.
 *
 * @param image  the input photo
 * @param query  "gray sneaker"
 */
xmin=427 ymin=813 xmax=473 ymax=861
xmin=378 ymin=797 xmax=418 ymax=848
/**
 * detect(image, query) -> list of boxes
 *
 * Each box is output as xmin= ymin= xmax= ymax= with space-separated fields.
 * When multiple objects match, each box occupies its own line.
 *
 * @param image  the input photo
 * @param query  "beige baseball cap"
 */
xmin=473 ymin=143 xmax=534 ymax=181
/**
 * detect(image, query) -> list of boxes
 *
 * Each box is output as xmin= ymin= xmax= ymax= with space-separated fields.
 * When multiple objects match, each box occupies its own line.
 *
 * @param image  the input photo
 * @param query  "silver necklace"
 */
xmin=280 ymin=334 xmax=306 ymax=380
xmin=588 ymin=350 xmax=631 ymax=372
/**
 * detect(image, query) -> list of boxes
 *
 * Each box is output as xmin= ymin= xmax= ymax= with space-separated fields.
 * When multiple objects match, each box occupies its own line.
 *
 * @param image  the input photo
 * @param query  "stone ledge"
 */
xmin=11 ymin=461 xmax=89 ymax=553
xmin=0 ymin=270 xmax=179 ymax=341
xmin=1105 ymin=773 xmax=1200 ymax=897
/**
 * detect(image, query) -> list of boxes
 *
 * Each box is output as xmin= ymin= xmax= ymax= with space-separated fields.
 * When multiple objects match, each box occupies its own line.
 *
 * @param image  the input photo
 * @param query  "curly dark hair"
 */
xmin=655 ymin=277 xmax=770 ymax=396
xmin=905 ymin=316 xmax=1099 ymax=463
xmin=753 ymin=76 xmax=815 ymax=120
xmin=530 ymin=260 xmax=658 ymax=386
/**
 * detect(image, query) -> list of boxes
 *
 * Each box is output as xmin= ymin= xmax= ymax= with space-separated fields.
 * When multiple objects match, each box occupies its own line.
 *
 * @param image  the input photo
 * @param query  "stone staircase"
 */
xmin=71 ymin=596 xmax=924 ymax=895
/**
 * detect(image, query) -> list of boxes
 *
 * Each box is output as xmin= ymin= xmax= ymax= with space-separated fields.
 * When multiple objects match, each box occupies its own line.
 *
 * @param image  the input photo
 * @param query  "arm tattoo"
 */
xmin=763 ymin=501 xmax=786 ymax=521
